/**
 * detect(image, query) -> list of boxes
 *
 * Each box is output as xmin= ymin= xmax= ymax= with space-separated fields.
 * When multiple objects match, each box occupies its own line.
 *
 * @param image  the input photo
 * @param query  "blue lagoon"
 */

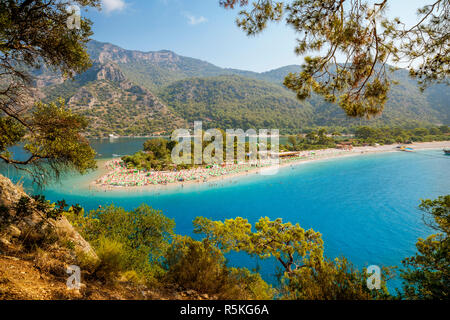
xmin=2 ymin=141 xmax=449 ymax=289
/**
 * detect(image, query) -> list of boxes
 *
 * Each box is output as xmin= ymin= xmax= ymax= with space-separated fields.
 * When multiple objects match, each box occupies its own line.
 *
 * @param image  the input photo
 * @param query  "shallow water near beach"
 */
xmin=2 ymin=141 xmax=449 ymax=291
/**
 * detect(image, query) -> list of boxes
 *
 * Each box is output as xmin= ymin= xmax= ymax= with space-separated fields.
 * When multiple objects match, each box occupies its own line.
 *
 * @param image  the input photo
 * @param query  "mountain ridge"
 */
xmin=37 ymin=40 xmax=449 ymax=137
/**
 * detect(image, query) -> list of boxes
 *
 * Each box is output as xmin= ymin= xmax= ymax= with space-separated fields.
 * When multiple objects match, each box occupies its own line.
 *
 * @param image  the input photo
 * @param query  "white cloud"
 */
xmin=102 ymin=0 xmax=127 ymax=14
xmin=185 ymin=14 xmax=207 ymax=25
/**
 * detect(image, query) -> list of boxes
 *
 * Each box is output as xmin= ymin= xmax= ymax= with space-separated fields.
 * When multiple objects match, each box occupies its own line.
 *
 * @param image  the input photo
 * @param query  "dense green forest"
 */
xmin=283 ymin=126 xmax=450 ymax=151
xmin=37 ymin=40 xmax=450 ymax=137
xmin=158 ymin=75 xmax=315 ymax=131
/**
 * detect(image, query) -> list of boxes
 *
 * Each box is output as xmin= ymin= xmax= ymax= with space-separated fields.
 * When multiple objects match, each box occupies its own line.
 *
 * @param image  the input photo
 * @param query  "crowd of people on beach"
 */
xmin=96 ymin=160 xmax=270 ymax=187
xmin=95 ymin=148 xmax=351 ymax=188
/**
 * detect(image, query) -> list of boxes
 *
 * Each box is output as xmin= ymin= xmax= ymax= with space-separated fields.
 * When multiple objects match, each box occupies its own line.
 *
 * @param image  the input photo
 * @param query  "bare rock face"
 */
xmin=53 ymin=217 xmax=97 ymax=259
xmin=90 ymin=41 xmax=180 ymax=65
xmin=0 ymin=174 xmax=24 ymax=206
xmin=0 ymin=174 xmax=98 ymax=262
xmin=95 ymin=62 xmax=127 ymax=82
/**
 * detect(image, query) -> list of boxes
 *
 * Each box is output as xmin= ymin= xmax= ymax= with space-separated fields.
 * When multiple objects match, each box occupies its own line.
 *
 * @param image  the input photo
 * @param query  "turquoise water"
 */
xmin=89 ymin=136 xmax=291 ymax=159
xmin=2 ymin=141 xmax=449 ymax=290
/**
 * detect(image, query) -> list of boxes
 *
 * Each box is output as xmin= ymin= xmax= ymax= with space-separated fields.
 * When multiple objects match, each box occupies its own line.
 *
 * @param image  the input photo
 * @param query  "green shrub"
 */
xmin=227 ymin=268 xmax=274 ymax=300
xmin=279 ymin=257 xmax=391 ymax=300
xmin=95 ymin=237 xmax=127 ymax=280
xmin=164 ymin=236 xmax=229 ymax=294
xmin=64 ymin=239 xmax=75 ymax=250
xmin=164 ymin=236 xmax=273 ymax=299
xmin=14 ymin=196 xmax=32 ymax=217
xmin=401 ymin=195 xmax=450 ymax=300
xmin=32 ymin=195 xmax=51 ymax=213
xmin=66 ymin=204 xmax=175 ymax=284
xmin=121 ymin=270 xmax=142 ymax=284
xmin=74 ymin=251 xmax=99 ymax=277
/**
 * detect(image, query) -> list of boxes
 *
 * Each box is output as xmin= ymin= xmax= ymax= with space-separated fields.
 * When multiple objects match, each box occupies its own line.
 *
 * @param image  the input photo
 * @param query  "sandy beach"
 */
xmin=90 ymin=141 xmax=450 ymax=192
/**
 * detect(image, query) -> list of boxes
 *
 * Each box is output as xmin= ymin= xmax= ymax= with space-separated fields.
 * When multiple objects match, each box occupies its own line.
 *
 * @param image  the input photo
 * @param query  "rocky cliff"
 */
xmin=0 ymin=174 xmax=207 ymax=300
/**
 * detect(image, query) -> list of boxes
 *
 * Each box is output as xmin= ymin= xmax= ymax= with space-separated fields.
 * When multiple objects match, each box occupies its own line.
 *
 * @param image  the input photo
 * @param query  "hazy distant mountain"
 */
xmin=85 ymin=41 xmax=231 ymax=91
xmin=37 ymin=40 xmax=449 ymax=137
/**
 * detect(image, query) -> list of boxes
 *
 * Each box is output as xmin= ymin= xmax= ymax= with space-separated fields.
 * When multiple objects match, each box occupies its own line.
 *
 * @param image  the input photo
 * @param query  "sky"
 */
xmin=83 ymin=0 xmax=429 ymax=73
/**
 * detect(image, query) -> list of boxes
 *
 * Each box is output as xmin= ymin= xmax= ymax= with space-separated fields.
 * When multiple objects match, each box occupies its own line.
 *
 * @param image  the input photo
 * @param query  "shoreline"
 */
xmin=89 ymin=141 xmax=450 ymax=193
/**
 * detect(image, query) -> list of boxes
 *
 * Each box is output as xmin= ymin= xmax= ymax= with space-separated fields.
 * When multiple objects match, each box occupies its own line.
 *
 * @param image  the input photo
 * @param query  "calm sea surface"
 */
xmin=2 ymin=138 xmax=449 ymax=290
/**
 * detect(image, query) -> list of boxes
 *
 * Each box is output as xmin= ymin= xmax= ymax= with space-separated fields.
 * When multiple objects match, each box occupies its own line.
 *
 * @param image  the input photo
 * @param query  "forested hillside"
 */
xmin=158 ymin=75 xmax=315 ymax=130
xmin=42 ymin=62 xmax=186 ymax=136
xmin=36 ymin=40 xmax=449 ymax=137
